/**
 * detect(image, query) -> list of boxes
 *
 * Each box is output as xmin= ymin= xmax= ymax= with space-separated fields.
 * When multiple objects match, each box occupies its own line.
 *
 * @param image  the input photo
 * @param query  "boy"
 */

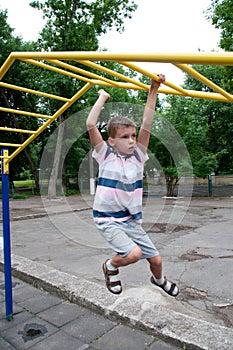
xmin=86 ymin=75 xmax=179 ymax=297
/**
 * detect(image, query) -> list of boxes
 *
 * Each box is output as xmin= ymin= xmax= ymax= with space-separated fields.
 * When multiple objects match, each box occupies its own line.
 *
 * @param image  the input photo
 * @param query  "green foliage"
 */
xmin=145 ymin=112 xmax=194 ymax=196
xmin=0 ymin=10 xmax=22 ymax=62
xmin=163 ymin=60 xmax=233 ymax=178
xmin=0 ymin=8 xmax=42 ymax=183
xmin=163 ymin=166 xmax=178 ymax=179
xmin=194 ymin=153 xmax=218 ymax=178
xmin=12 ymin=194 xmax=30 ymax=199
xmin=207 ymin=0 xmax=233 ymax=51
xmin=1 ymin=1 xmax=138 ymax=191
xmin=28 ymin=0 xmax=139 ymax=120
xmin=206 ymin=0 xmax=233 ymax=91
xmin=90 ymin=0 xmax=138 ymax=35
xmin=65 ymin=188 xmax=79 ymax=196
xmin=1 ymin=0 xmax=233 ymax=196
xmin=30 ymin=0 xmax=138 ymax=194
xmin=30 ymin=0 xmax=137 ymax=50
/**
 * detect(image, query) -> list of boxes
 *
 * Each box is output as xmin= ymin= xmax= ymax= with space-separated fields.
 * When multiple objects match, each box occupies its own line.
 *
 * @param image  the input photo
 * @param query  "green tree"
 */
xmin=159 ymin=55 xmax=233 ymax=195
xmin=0 ymin=9 xmax=43 ymax=190
xmin=162 ymin=73 xmax=233 ymax=195
xmin=183 ymin=64 xmax=233 ymax=174
xmin=29 ymin=0 xmax=137 ymax=197
xmin=164 ymin=94 xmax=219 ymax=178
xmin=206 ymin=0 xmax=233 ymax=91
xmin=134 ymin=76 xmax=189 ymax=196
xmin=148 ymin=113 xmax=193 ymax=197
xmin=207 ymin=0 xmax=233 ymax=51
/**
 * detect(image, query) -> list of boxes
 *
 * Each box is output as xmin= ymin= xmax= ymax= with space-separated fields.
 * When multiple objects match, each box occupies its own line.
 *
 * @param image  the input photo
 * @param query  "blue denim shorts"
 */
xmin=96 ymin=220 xmax=159 ymax=259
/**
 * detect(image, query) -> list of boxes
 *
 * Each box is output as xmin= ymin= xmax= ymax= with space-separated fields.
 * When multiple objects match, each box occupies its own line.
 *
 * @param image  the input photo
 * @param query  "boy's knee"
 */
xmin=148 ymin=254 xmax=162 ymax=267
xmin=127 ymin=246 xmax=142 ymax=263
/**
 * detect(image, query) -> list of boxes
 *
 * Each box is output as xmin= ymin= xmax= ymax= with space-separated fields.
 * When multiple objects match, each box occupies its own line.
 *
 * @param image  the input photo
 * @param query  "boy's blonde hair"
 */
xmin=107 ymin=116 xmax=137 ymax=138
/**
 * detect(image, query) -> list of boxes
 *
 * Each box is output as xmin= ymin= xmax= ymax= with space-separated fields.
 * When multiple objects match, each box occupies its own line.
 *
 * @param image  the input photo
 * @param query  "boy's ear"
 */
xmin=108 ymin=137 xmax=114 ymax=147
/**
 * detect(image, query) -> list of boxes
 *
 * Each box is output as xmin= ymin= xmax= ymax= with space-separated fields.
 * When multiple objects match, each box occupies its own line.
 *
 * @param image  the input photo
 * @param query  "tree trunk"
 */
xmin=1 ymin=88 xmax=40 ymax=192
xmin=165 ymin=176 xmax=179 ymax=197
xmin=47 ymin=115 xmax=65 ymax=199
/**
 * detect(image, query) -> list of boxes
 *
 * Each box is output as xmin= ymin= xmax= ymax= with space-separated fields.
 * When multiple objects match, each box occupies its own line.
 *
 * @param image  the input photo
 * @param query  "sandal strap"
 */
xmin=162 ymin=276 xmax=178 ymax=296
xmin=103 ymin=260 xmax=122 ymax=295
xmin=103 ymin=260 xmax=119 ymax=276
xmin=105 ymin=267 xmax=119 ymax=276
xmin=161 ymin=276 xmax=168 ymax=288
xmin=169 ymin=283 xmax=177 ymax=295
xmin=150 ymin=276 xmax=179 ymax=297
xmin=107 ymin=280 xmax=122 ymax=288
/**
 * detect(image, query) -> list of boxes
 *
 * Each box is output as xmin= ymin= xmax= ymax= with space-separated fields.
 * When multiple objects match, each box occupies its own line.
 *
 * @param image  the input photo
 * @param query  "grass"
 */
xmin=0 ymin=179 xmax=35 ymax=199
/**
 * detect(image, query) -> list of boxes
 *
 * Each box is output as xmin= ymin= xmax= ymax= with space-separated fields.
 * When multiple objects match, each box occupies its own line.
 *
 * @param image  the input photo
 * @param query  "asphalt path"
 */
xmin=1 ymin=194 xmax=233 ymax=349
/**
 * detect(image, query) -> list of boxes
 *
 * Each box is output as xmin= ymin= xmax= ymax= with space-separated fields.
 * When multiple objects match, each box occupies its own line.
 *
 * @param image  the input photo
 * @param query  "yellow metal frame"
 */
xmin=0 ymin=51 xmax=233 ymax=165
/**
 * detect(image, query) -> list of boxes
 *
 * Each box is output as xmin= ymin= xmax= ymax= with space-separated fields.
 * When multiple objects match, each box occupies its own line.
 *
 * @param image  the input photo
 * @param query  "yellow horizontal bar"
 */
xmin=23 ymin=57 xmax=146 ymax=90
xmin=78 ymin=78 xmax=230 ymax=102
xmin=22 ymin=57 xmax=148 ymax=91
xmin=185 ymin=89 xmax=232 ymax=102
xmin=11 ymin=51 xmax=233 ymax=65
xmin=77 ymin=60 xmax=147 ymax=90
xmin=0 ymin=127 xmax=35 ymax=134
xmin=47 ymin=59 xmax=120 ymax=87
xmin=160 ymin=87 xmax=231 ymax=102
xmin=0 ymin=143 xmax=21 ymax=147
xmin=7 ymin=82 xmax=93 ymax=163
xmin=97 ymin=81 xmax=231 ymax=102
xmin=119 ymin=61 xmax=187 ymax=95
xmin=1 ymin=50 xmax=233 ymax=167
xmin=175 ymin=63 xmax=233 ymax=102
xmin=75 ymin=79 xmax=232 ymax=102
xmin=0 ymin=107 xmax=51 ymax=119
xmin=22 ymin=58 xmax=95 ymax=85
xmin=0 ymin=82 xmax=69 ymax=102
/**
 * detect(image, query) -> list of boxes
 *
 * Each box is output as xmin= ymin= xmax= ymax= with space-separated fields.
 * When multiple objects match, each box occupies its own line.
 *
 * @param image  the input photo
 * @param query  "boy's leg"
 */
xmin=147 ymin=254 xmax=162 ymax=278
xmin=148 ymin=255 xmax=179 ymax=297
xmin=103 ymin=246 xmax=142 ymax=294
xmin=97 ymin=222 xmax=143 ymax=294
xmin=111 ymin=246 xmax=142 ymax=268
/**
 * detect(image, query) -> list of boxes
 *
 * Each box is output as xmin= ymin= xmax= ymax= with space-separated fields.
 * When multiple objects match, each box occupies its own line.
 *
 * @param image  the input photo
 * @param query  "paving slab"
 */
xmin=0 ymin=273 xmax=181 ymax=350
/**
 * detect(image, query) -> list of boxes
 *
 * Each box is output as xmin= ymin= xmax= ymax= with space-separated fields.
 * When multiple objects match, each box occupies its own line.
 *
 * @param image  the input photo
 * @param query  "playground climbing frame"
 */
xmin=0 ymin=51 xmax=233 ymax=320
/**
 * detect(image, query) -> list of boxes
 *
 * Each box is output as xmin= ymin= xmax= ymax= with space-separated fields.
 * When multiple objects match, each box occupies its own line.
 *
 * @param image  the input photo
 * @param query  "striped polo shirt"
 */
xmin=92 ymin=142 xmax=148 ymax=224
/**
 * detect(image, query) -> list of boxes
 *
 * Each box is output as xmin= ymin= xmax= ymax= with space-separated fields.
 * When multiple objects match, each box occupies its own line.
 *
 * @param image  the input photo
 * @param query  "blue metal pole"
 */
xmin=1 ymin=149 xmax=13 ymax=320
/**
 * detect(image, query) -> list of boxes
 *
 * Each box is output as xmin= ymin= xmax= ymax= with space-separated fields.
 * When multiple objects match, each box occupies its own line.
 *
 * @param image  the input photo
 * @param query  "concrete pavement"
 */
xmin=0 ymin=194 xmax=233 ymax=349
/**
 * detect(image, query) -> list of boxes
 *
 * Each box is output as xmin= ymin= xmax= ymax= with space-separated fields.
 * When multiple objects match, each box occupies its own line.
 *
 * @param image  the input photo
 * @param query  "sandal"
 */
xmin=150 ymin=276 xmax=179 ymax=297
xmin=102 ymin=260 xmax=122 ymax=295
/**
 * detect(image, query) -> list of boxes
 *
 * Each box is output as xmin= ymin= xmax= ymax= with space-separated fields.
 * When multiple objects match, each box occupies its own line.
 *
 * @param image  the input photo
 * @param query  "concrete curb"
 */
xmin=0 ymin=206 xmax=91 ymax=223
xmin=1 ymin=254 xmax=233 ymax=350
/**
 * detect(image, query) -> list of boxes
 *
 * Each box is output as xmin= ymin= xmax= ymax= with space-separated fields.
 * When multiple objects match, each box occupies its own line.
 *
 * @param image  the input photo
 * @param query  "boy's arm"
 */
xmin=137 ymin=74 xmax=165 ymax=154
xmin=86 ymin=89 xmax=110 ymax=151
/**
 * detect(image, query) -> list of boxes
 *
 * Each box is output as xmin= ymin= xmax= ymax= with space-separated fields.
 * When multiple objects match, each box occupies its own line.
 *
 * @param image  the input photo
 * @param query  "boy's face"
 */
xmin=108 ymin=126 xmax=137 ymax=155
